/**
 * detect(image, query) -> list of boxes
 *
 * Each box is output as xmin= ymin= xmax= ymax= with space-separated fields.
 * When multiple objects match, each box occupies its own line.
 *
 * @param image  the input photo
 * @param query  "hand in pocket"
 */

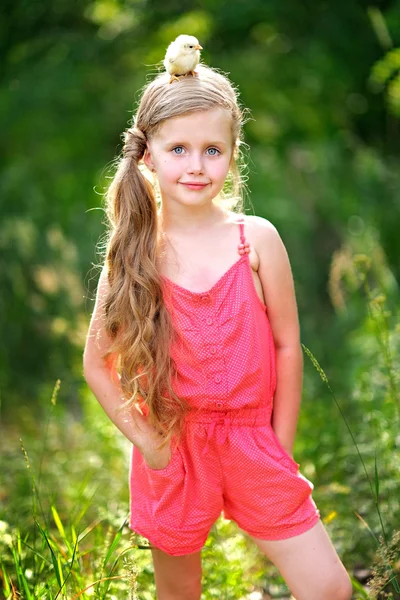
xmin=129 ymin=405 xmax=172 ymax=470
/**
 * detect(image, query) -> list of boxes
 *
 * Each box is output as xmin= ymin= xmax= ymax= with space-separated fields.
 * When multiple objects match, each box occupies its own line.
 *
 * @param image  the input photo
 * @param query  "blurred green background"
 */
xmin=1 ymin=1 xmax=400 ymax=598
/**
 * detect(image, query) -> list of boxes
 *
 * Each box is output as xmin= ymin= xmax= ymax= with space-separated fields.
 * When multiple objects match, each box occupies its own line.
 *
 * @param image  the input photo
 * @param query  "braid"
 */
xmin=122 ymin=127 xmax=148 ymax=162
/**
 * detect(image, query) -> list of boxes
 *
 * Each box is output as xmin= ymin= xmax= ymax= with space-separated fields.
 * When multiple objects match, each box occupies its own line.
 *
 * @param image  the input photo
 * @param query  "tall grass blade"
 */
xmin=102 ymin=517 xmax=128 ymax=568
xmin=350 ymin=575 xmax=370 ymax=598
xmin=69 ymin=575 xmax=126 ymax=600
xmin=20 ymin=538 xmax=51 ymax=564
xmin=355 ymin=511 xmax=379 ymax=543
xmin=77 ymin=517 xmax=102 ymax=544
xmin=11 ymin=545 xmax=34 ymax=600
xmin=51 ymin=506 xmax=66 ymax=540
xmin=51 ymin=505 xmax=73 ymax=556
xmin=54 ymin=534 xmax=79 ymax=600
xmin=374 ymin=450 xmax=379 ymax=501
xmin=34 ymin=518 xmax=63 ymax=588
xmin=100 ymin=517 xmax=129 ymax=596
xmin=1 ymin=561 xmax=11 ymax=597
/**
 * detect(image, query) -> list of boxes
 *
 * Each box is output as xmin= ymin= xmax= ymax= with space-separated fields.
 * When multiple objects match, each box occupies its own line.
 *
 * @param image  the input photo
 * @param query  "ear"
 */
xmin=143 ymin=144 xmax=155 ymax=172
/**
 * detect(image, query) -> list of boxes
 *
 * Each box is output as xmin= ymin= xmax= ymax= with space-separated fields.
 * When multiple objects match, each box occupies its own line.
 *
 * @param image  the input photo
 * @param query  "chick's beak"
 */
xmin=195 ymin=44 xmax=203 ymax=50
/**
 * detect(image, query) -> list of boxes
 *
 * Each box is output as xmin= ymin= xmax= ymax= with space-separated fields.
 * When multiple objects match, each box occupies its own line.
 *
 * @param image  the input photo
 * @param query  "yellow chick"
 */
xmin=163 ymin=34 xmax=203 ymax=83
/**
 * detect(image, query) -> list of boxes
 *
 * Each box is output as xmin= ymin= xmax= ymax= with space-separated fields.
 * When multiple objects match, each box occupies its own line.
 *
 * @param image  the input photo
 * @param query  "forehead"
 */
xmin=154 ymin=107 xmax=232 ymax=143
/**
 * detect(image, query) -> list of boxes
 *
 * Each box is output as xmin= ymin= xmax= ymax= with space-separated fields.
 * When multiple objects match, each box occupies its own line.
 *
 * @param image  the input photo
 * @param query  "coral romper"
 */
xmin=129 ymin=215 xmax=320 ymax=556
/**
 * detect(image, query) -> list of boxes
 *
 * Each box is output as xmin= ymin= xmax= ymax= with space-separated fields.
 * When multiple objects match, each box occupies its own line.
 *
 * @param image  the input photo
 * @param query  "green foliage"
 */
xmin=370 ymin=47 xmax=400 ymax=117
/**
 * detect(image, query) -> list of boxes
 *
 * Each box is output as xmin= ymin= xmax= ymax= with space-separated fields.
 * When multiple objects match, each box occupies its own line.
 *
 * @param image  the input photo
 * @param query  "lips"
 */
xmin=180 ymin=182 xmax=209 ymax=189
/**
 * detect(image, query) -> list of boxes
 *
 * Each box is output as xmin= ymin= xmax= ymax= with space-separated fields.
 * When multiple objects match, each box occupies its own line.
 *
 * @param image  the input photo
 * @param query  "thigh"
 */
xmin=249 ymin=520 xmax=353 ymax=600
xmin=151 ymin=547 xmax=202 ymax=600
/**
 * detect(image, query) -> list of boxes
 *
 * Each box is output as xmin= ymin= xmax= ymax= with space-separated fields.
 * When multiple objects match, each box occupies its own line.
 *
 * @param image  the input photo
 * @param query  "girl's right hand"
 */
xmin=131 ymin=407 xmax=172 ymax=470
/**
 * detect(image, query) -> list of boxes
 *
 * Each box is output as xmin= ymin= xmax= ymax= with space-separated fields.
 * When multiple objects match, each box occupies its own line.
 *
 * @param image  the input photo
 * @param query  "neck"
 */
xmin=158 ymin=201 xmax=228 ymax=236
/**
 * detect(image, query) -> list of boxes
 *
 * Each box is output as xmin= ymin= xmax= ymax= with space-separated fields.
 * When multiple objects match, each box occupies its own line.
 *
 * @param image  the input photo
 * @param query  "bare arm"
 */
xmin=82 ymin=266 xmax=170 ymax=468
xmin=253 ymin=217 xmax=303 ymax=457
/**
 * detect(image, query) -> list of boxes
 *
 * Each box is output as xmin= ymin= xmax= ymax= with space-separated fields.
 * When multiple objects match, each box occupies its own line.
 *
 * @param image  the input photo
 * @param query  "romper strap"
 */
xmin=236 ymin=214 xmax=246 ymax=244
xmin=236 ymin=215 xmax=250 ymax=255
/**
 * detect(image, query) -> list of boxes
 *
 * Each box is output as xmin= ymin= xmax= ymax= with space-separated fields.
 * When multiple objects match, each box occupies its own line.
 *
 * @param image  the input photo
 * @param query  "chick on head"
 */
xmin=163 ymin=34 xmax=203 ymax=83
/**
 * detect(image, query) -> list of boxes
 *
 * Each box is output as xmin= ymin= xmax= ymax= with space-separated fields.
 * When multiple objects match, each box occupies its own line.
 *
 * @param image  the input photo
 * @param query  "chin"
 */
xmin=176 ymin=195 xmax=213 ymax=208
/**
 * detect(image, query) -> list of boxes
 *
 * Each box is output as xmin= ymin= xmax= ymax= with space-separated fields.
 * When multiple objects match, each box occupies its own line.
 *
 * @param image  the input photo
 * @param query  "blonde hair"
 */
xmin=101 ymin=63 xmax=249 ymax=448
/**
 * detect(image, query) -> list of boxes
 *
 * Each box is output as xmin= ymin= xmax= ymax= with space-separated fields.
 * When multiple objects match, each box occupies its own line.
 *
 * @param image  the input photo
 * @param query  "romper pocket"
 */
xmin=254 ymin=425 xmax=300 ymax=474
xmin=144 ymin=445 xmax=185 ymax=496
xmin=144 ymin=444 xmax=179 ymax=474
xmin=144 ymin=445 xmax=188 ymax=531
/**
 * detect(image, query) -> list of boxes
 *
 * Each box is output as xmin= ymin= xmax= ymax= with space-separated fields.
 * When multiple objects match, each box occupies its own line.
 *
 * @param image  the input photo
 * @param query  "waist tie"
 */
xmin=201 ymin=416 xmax=230 ymax=456
xmin=184 ymin=404 xmax=273 ymax=457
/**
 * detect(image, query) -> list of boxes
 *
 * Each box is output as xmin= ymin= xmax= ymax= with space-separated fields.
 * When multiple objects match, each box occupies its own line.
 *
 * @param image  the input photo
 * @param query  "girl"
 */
xmin=83 ymin=58 xmax=353 ymax=600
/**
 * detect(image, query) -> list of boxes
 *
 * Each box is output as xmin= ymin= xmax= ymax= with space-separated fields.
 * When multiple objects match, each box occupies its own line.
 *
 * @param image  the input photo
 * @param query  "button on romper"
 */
xmin=129 ymin=215 xmax=320 ymax=556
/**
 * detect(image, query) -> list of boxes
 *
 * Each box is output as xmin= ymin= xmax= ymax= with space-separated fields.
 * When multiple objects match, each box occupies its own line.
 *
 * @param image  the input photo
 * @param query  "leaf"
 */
xmin=374 ymin=450 xmax=380 ymax=501
xmin=102 ymin=516 xmax=128 ymax=568
xmin=1 ymin=560 xmax=11 ymax=596
xmin=354 ymin=511 xmax=379 ymax=544
xmin=51 ymin=505 xmax=66 ymax=540
xmin=34 ymin=518 xmax=62 ymax=588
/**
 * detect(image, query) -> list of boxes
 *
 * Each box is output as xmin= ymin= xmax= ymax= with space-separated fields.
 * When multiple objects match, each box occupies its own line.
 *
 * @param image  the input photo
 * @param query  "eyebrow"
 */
xmin=164 ymin=140 xmax=228 ymax=147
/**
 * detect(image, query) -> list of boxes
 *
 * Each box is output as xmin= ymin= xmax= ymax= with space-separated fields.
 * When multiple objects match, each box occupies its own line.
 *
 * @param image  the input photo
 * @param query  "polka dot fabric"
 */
xmin=129 ymin=215 xmax=320 ymax=556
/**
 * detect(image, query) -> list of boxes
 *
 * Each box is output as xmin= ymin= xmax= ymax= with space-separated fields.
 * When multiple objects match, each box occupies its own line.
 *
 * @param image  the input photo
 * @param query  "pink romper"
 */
xmin=129 ymin=215 xmax=320 ymax=556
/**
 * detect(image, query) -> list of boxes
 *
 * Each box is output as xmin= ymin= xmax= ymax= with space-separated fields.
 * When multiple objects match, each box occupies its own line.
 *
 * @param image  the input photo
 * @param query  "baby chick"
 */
xmin=163 ymin=34 xmax=203 ymax=83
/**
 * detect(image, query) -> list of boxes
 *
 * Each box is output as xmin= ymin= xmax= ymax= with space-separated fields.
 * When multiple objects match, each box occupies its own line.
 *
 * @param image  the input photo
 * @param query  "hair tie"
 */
xmin=123 ymin=126 xmax=147 ymax=162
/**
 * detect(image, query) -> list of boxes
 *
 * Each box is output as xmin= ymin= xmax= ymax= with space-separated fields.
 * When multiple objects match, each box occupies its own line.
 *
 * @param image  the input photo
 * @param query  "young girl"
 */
xmin=83 ymin=55 xmax=353 ymax=600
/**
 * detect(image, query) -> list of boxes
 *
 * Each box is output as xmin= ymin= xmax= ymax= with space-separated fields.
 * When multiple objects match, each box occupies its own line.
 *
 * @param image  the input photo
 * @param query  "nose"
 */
xmin=187 ymin=151 xmax=204 ymax=174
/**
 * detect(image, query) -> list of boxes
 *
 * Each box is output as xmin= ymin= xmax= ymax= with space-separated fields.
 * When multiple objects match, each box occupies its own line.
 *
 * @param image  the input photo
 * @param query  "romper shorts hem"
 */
xmin=236 ymin=510 xmax=321 ymax=542
xmin=129 ymin=521 xmax=207 ymax=556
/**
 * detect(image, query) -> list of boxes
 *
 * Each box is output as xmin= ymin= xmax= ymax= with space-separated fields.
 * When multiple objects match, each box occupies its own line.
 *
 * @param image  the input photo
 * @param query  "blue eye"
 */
xmin=171 ymin=146 xmax=221 ymax=156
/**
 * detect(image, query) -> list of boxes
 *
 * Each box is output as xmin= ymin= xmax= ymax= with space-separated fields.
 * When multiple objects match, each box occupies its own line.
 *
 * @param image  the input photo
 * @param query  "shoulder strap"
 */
xmin=236 ymin=214 xmax=246 ymax=244
xmin=236 ymin=214 xmax=250 ymax=255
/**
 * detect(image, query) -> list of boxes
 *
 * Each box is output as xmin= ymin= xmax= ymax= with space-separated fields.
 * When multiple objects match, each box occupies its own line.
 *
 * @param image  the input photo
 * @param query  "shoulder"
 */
xmin=227 ymin=211 xmax=287 ymax=262
xmin=241 ymin=213 xmax=294 ymax=291
xmin=241 ymin=214 xmax=286 ymax=260
xmin=241 ymin=215 xmax=300 ymax=345
xmin=242 ymin=214 xmax=278 ymax=238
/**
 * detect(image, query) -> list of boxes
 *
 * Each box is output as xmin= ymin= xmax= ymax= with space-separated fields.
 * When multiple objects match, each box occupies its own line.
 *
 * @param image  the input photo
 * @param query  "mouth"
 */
xmin=180 ymin=182 xmax=209 ymax=190
xmin=195 ymin=44 xmax=203 ymax=50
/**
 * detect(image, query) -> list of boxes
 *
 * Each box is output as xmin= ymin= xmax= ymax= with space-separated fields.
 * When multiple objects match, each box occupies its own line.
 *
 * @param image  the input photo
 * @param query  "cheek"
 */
xmin=212 ymin=159 xmax=231 ymax=180
xmin=158 ymin=160 xmax=181 ymax=182
xmin=167 ymin=166 xmax=183 ymax=182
